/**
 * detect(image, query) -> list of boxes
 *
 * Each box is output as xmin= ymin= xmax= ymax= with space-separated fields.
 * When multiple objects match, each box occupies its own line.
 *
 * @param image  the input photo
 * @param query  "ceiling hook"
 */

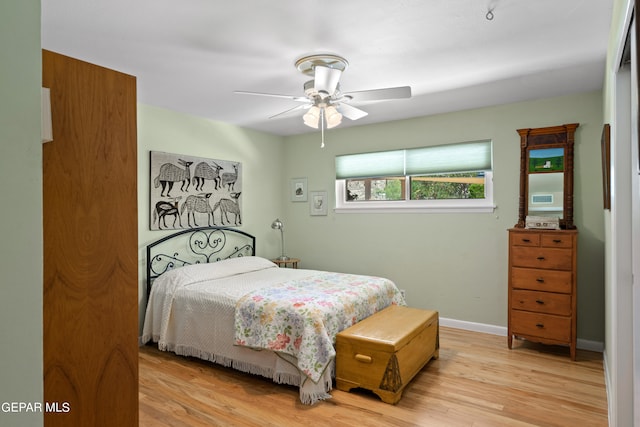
xmin=486 ymin=9 xmax=495 ymax=21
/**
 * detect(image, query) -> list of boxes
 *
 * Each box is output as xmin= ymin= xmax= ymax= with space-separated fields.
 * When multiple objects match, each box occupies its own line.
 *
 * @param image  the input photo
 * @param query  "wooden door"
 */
xmin=42 ymin=50 xmax=138 ymax=427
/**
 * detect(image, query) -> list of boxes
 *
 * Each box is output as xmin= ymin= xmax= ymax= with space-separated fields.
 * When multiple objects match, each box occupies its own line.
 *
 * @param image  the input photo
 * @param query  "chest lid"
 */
xmin=337 ymin=305 xmax=438 ymax=352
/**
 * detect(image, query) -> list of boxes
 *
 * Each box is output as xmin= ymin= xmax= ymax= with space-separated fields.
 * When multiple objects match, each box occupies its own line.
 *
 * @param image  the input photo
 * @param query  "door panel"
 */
xmin=42 ymin=50 xmax=138 ymax=427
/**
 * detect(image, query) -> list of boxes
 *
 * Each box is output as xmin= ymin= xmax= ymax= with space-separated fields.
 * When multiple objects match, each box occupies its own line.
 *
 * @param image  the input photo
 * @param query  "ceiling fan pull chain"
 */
xmin=320 ymin=107 xmax=325 ymax=148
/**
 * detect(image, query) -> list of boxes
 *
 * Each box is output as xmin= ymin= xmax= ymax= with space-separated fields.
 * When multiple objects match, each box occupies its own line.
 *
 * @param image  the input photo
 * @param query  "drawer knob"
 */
xmin=536 ymin=277 xmax=545 ymax=283
xmin=535 ymin=323 xmax=545 ymax=328
xmin=535 ymin=299 xmax=545 ymax=305
xmin=553 ymin=239 xmax=562 ymax=244
xmin=522 ymin=238 xmax=531 ymax=243
xmin=536 ymin=256 xmax=546 ymax=261
xmin=354 ymin=354 xmax=372 ymax=364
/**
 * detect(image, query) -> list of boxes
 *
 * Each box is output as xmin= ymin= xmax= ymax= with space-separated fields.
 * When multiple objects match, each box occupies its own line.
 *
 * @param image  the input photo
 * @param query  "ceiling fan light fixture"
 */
xmin=324 ymin=105 xmax=342 ymax=129
xmin=235 ymin=54 xmax=412 ymax=146
xmin=303 ymin=106 xmax=320 ymax=128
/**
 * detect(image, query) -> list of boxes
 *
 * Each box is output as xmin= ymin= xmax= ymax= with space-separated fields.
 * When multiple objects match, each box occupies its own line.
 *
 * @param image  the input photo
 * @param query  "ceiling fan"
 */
xmin=235 ymin=54 xmax=411 ymax=146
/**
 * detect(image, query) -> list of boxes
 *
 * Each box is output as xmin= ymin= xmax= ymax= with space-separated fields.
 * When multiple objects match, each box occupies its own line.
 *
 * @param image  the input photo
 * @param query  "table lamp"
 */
xmin=271 ymin=218 xmax=289 ymax=261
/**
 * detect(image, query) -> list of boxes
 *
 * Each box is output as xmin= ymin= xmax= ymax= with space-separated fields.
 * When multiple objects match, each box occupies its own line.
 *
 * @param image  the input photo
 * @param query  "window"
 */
xmin=335 ymin=140 xmax=494 ymax=213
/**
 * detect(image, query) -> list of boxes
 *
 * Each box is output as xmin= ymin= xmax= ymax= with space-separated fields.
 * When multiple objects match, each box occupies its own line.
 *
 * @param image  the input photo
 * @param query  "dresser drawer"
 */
xmin=511 ymin=290 xmax=572 ymax=316
xmin=511 ymin=267 xmax=572 ymax=293
xmin=540 ymin=233 xmax=574 ymax=248
xmin=511 ymin=246 xmax=572 ymax=270
xmin=510 ymin=232 xmax=540 ymax=247
xmin=510 ymin=310 xmax=571 ymax=342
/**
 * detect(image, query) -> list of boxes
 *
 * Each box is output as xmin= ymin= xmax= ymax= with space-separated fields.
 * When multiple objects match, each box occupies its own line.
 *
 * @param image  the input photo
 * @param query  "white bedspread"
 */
xmin=141 ymin=257 xmax=404 ymax=404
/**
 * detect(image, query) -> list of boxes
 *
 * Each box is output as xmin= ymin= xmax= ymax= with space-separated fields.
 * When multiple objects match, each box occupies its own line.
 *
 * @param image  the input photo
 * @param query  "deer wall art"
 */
xmin=150 ymin=151 xmax=243 ymax=230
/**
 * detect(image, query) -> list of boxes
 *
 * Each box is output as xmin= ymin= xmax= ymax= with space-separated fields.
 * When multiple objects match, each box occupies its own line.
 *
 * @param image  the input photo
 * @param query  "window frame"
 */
xmin=335 ymin=171 xmax=494 ymax=213
xmin=334 ymin=139 xmax=496 ymax=214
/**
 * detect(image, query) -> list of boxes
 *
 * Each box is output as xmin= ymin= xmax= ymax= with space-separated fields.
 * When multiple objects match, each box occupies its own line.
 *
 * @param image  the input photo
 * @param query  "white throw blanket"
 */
xmin=142 ymin=257 xmax=338 ymax=404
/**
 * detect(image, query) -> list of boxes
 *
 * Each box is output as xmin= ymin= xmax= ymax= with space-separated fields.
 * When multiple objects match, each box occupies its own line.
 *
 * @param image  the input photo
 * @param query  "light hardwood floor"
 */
xmin=139 ymin=327 xmax=608 ymax=426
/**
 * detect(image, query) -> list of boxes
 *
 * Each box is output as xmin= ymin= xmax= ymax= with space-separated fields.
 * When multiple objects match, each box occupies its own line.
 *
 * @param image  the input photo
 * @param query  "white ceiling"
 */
xmin=41 ymin=1 xmax=613 ymax=137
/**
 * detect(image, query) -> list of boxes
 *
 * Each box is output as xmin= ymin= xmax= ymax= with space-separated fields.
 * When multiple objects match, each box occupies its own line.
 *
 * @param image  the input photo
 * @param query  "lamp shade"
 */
xmin=324 ymin=105 xmax=342 ymax=129
xmin=271 ymin=218 xmax=283 ymax=230
xmin=303 ymin=106 xmax=320 ymax=129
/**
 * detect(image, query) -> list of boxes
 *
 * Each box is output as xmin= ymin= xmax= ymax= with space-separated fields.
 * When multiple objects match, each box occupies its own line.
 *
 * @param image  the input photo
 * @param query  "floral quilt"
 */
xmin=234 ymin=271 xmax=405 ymax=384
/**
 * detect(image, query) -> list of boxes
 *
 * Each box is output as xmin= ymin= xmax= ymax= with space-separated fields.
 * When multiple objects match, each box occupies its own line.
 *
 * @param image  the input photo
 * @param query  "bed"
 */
xmin=141 ymin=226 xmax=405 ymax=404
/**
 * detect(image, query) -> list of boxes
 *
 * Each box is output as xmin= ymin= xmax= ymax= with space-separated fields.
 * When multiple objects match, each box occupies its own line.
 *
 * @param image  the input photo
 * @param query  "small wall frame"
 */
xmin=290 ymin=177 xmax=308 ymax=202
xmin=310 ymin=191 xmax=328 ymax=216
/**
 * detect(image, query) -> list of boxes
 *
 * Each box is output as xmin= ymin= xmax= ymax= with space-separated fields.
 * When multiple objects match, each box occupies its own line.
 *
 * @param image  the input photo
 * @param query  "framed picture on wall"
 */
xmin=290 ymin=177 xmax=308 ymax=202
xmin=309 ymin=191 xmax=328 ymax=216
xmin=150 ymin=151 xmax=243 ymax=230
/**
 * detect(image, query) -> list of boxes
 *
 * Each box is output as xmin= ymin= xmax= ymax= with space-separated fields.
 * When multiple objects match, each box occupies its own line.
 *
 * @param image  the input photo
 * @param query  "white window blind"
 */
xmin=335 ymin=150 xmax=405 ymax=179
xmin=405 ymin=140 xmax=492 ymax=175
xmin=335 ymin=140 xmax=492 ymax=179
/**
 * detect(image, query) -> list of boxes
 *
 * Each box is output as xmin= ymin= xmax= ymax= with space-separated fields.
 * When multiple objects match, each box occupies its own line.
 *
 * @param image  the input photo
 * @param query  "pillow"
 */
xmin=160 ymin=256 xmax=277 ymax=284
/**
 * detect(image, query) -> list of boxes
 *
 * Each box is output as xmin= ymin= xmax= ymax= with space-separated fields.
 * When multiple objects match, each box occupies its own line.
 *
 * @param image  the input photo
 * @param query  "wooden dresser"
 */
xmin=508 ymin=228 xmax=578 ymax=360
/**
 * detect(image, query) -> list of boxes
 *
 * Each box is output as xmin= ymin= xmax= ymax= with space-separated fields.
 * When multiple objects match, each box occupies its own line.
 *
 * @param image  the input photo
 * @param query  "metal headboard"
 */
xmin=145 ymin=226 xmax=256 ymax=298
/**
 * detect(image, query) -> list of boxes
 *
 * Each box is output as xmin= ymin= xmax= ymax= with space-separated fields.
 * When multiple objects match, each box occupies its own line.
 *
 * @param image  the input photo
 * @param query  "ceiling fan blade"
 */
xmin=234 ymin=90 xmax=309 ymax=103
xmin=269 ymin=103 xmax=311 ymax=119
xmin=343 ymin=86 xmax=412 ymax=102
xmin=339 ymin=103 xmax=368 ymax=121
xmin=314 ymin=65 xmax=342 ymax=97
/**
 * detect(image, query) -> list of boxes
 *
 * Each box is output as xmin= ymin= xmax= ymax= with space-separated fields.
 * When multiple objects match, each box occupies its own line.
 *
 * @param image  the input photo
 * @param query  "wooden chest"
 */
xmin=508 ymin=228 xmax=578 ymax=360
xmin=335 ymin=305 xmax=439 ymax=404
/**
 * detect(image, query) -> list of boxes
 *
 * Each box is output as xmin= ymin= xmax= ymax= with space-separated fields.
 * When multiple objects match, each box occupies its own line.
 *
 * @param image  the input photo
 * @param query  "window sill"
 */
xmin=334 ymin=202 xmax=496 ymax=214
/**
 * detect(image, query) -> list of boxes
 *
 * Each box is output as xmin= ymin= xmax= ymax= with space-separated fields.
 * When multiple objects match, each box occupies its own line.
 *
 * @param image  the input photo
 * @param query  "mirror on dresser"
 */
xmin=515 ymin=123 xmax=579 ymax=230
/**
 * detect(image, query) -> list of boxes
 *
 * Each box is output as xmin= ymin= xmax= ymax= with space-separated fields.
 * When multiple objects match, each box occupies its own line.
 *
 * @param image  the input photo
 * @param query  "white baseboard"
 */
xmin=577 ymin=338 xmax=604 ymax=352
xmin=440 ymin=317 xmax=507 ymax=336
xmin=440 ymin=316 xmax=604 ymax=352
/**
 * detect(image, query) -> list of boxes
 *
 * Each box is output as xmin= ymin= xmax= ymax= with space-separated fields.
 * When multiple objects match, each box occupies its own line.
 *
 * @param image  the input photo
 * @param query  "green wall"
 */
xmin=136 ymin=104 xmax=286 ymax=330
xmin=281 ymin=91 xmax=605 ymax=343
xmin=0 ymin=1 xmax=43 ymax=426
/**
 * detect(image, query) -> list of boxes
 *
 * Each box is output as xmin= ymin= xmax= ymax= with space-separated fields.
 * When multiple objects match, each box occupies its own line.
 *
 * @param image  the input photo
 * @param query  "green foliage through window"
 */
xmin=346 ymin=172 xmax=485 ymax=202
xmin=410 ymin=172 xmax=485 ymax=200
